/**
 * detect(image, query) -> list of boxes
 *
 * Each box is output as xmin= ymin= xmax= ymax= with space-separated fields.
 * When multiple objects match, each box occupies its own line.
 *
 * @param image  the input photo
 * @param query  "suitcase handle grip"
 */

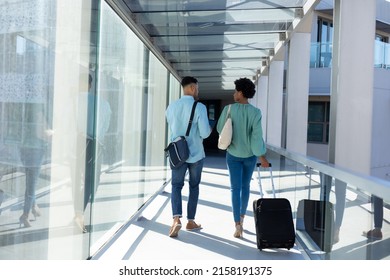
xmin=256 ymin=162 xmax=272 ymax=168
xmin=256 ymin=162 xmax=275 ymax=198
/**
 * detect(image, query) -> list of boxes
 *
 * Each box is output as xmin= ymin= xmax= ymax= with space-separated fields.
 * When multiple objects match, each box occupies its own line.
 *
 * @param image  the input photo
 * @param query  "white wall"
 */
xmin=307 ymin=143 xmax=329 ymax=161
xmin=286 ymin=33 xmax=311 ymax=155
xmin=257 ymin=75 xmax=269 ymax=140
xmin=267 ymin=61 xmax=284 ymax=147
xmin=330 ymin=0 xmax=376 ymax=175
xmin=371 ymin=68 xmax=390 ymax=180
xmin=309 ymin=68 xmax=331 ymax=95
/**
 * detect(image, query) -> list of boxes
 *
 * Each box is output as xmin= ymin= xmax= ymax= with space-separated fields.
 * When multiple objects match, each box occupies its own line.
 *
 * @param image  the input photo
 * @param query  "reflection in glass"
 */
xmin=89 ymin=2 xmax=171 ymax=252
xmin=0 ymin=0 xmax=97 ymax=260
xmin=265 ymin=146 xmax=390 ymax=260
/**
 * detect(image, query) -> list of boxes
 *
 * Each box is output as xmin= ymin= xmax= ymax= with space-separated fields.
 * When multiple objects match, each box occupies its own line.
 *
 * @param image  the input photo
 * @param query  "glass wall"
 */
xmin=0 ymin=0 xmax=175 ymax=259
xmin=264 ymin=145 xmax=390 ymax=260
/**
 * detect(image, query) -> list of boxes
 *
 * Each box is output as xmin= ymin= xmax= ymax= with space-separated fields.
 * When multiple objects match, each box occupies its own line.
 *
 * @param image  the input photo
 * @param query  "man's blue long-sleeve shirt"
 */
xmin=165 ymin=95 xmax=211 ymax=163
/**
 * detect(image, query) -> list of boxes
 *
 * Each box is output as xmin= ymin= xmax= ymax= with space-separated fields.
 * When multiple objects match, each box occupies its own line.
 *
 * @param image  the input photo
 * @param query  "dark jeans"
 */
xmin=320 ymin=174 xmax=347 ymax=229
xmin=19 ymin=147 xmax=45 ymax=215
xmin=171 ymin=159 xmax=204 ymax=220
xmin=74 ymin=138 xmax=103 ymax=214
xmin=372 ymin=195 xmax=383 ymax=229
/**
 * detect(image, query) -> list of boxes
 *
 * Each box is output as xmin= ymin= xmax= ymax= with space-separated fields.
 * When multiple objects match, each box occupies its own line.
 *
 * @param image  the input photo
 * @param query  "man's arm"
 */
xmin=197 ymin=104 xmax=212 ymax=139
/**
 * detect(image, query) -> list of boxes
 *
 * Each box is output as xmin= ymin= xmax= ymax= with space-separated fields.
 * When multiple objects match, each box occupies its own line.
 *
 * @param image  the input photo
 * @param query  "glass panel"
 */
xmin=385 ymin=43 xmax=390 ymax=68
xmin=135 ymin=9 xmax=296 ymax=25
xmin=155 ymin=33 xmax=279 ymax=52
xmin=311 ymin=40 xmax=390 ymax=69
xmin=178 ymin=69 xmax=256 ymax=77
xmin=0 ymin=0 xmax=173 ymax=260
xmin=125 ymin=0 xmax=307 ymax=12
xmin=146 ymin=22 xmax=291 ymax=36
xmin=165 ymin=50 xmax=269 ymax=63
xmin=144 ymin=52 xmax=170 ymax=196
xmin=320 ymin=42 xmax=333 ymax=68
xmin=375 ymin=40 xmax=385 ymax=68
xmin=167 ymin=74 xmax=181 ymax=146
xmin=310 ymin=42 xmax=333 ymax=68
xmin=116 ymin=0 xmax=316 ymax=97
xmin=90 ymin=1 xmax=148 ymax=254
xmin=308 ymin=102 xmax=325 ymax=122
xmin=173 ymin=60 xmax=266 ymax=71
xmin=198 ymin=76 xmax=242 ymax=83
xmin=3 ymin=104 xmax=23 ymax=142
xmin=326 ymin=102 xmax=330 ymax=122
xmin=310 ymin=42 xmax=319 ymax=68
xmin=265 ymin=145 xmax=390 ymax=260
xmin=0 ymin=0 xmax=97 ymax=259
xmin=308 ymin=123 xmax=324 ymax=142
xmin=168 ymin=74 xmax=181 ymax=104
xmin=321 ymin=22 xmax=328 ymax=43
xmin=326 ymin=123 xmax=329 ymax=143
xmin=329 ymin=23 xmax=333 ymax=43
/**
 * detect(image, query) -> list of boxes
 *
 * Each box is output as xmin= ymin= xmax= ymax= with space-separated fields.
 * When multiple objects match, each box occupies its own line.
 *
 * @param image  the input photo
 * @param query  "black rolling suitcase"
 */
xmin=253 ymin=163 xmax=295 ymax=250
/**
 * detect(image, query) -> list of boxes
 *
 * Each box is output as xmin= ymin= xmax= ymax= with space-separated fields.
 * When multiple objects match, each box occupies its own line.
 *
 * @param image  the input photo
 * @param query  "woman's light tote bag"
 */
xmin=218 ymin=105 xmax=232 ymax=150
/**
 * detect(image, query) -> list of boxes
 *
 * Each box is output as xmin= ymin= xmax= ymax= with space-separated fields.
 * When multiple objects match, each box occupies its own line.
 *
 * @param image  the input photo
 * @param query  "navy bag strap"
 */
xmin=185 ymin=101 xmax=198 ymax=136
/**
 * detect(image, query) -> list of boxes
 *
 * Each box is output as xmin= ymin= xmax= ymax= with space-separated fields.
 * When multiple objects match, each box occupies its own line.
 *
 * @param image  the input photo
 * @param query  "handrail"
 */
xmin=266 ymin=144 xmax=390 ymax=201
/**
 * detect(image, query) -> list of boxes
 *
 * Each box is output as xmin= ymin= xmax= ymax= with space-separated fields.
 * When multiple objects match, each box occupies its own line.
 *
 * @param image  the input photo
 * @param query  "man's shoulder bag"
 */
xmin=165 ymin=101 xmax=198 ymax=169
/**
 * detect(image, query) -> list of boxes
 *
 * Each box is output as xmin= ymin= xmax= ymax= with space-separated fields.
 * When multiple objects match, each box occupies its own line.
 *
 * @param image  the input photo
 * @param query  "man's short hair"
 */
xmin=181 ymin=76 xmax=198 ymax=87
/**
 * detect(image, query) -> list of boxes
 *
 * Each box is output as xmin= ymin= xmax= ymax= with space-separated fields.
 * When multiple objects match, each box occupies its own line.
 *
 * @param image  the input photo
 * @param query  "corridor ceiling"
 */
xmin=109 ymin=0 xmax=319 ymax=98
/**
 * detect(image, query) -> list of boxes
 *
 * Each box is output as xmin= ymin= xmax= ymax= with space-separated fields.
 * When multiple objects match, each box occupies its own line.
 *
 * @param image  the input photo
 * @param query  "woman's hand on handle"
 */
xmin=258 ymin=155 xmax=270 ymax=168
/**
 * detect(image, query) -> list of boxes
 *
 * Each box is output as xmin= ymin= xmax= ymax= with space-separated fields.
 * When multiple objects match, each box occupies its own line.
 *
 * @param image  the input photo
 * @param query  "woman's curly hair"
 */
xmin=234 ymin=78 xmax=256 ymax=98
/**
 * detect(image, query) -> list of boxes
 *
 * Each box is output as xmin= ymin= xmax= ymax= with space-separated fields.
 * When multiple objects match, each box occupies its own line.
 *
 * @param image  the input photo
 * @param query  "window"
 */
xmin=317 ymin=18 xmax=333 ymax=43
xmin=315 ymin=18 xmax=333 ymax=68
xmin=375 ymin=34 xmax=388 ymax=43
xmin=307 ymin=101 xmax=330 ymax=143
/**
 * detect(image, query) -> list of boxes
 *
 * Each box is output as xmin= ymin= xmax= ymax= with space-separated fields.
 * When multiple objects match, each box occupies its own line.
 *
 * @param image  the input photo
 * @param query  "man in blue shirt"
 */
xmin=165 ymin=76 xmax=211 ymax=237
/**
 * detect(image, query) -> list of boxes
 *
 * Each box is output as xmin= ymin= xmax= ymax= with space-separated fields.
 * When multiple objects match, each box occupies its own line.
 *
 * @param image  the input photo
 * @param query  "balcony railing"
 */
xmin=374 ymin=40 xmax=390 ymax=68
xmin=310 ymin=42 xmax=333 ymax=68
xmin=310 ymin=41 xmax=390 ymax=69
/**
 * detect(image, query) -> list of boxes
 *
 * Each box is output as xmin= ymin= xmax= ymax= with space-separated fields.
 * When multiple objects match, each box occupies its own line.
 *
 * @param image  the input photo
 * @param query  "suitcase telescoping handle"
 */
xmin=256 ymin=162 xmax=276 ymax=198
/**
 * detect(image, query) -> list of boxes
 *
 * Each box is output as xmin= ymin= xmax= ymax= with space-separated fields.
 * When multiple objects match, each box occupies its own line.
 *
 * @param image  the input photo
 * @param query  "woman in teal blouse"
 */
xmin=217 ymin=78 xmax=269 ymax=238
